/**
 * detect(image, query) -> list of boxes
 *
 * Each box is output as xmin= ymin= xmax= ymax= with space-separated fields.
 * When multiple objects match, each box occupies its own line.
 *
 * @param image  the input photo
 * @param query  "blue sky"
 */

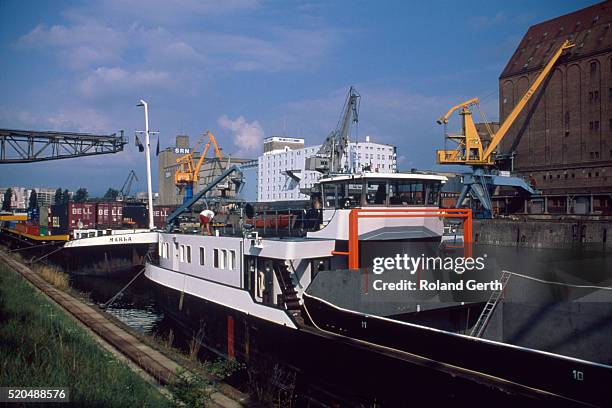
xmin=0 ymin=0 xmax=597 ymax=195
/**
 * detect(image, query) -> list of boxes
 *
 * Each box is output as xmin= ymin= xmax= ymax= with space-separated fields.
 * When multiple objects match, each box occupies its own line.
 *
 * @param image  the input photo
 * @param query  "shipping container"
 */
xmin=49 ymin=204 xmax=69 ymax=232
xmin=39 ymin=206 xmax=49 ymax=227
xmin=96 ymin=202 xmax=123 ymax=227
xmin=14 ymin=222 xmax=39 ymax=236
xmin=49 ymin=203 xmax=97 ymax=232
xmin=153 ymin=205 xmax=177 ymax=229
xmin=122 ymin=204 xmax=147 ymax=228
xmin=68 ymin=202 xmax=96 ymax=229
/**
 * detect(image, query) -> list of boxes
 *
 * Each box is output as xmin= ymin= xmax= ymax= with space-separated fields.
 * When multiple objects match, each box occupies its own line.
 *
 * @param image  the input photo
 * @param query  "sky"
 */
xmin=0 ymin=0 xmax=598 ymax=196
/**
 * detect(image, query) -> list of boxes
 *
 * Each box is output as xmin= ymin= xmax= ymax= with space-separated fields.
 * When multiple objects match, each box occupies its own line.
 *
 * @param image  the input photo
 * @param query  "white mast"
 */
xmin=137 ymin=99 xmax=155 ymax=230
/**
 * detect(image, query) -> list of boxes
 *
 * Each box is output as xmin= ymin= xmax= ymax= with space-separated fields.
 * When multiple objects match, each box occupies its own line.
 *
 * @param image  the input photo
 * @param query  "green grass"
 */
xmin=0 ymin=264 xmax=171 ymax=407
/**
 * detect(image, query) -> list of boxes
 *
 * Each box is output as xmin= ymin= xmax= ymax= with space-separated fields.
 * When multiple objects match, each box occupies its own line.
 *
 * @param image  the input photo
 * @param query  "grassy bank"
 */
xmin=0 ymin=263 xmax=170 ymax=407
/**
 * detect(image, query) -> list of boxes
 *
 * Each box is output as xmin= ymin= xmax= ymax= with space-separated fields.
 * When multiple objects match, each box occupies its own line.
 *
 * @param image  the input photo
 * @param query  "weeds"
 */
xmin=34 ymin=264 xmax=70 ymax=290
xmin=188 ymin=326 xmax=205 ymax=361
xmin=167 ymin=368 xmax=212 ymax=407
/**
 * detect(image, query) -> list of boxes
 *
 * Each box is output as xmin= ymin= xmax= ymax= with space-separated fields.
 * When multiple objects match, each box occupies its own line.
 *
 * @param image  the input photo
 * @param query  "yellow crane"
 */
xmin=175 ymin=130 xmax=223 ymax=203
xmin=436 ymin=40 xmax=575 ymax=166
xmin=435 ymin=40 xmax=574 ymax=217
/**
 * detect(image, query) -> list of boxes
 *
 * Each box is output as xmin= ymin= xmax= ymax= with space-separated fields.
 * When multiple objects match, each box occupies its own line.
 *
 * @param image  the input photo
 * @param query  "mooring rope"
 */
xmin=8 ymin=241 xmax=62 ymax=253
xmin=28 ymin=246 xmax=64 ymax=264
xmin=101 ymin=265 xmax=146 ymax=309
xmin=505 ymin=270 xmax=612 ymax=291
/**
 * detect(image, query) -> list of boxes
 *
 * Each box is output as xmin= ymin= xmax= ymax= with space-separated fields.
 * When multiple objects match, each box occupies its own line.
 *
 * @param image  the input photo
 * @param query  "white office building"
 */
xmin=257 ymin=136 xmax=397 ymax=202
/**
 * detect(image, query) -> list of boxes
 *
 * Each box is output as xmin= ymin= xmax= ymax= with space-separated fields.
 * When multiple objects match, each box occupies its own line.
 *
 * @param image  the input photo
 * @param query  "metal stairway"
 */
xmin=470 ymin=270 xmax=512 ymax=338
xmin=272 ymin=261 xmax=301 ymax=311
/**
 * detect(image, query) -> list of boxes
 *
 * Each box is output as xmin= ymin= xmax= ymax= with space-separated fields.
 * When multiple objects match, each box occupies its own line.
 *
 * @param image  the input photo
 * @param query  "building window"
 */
xmin=199 ymin=247 xmax=205 ymax=266
xmin=595 ymin=121 xmax=600 ymax=130
xmin=594 ymin=90 xmax=599 ymax=101
xmin=590 ymin=61 xmax=597 ymax=74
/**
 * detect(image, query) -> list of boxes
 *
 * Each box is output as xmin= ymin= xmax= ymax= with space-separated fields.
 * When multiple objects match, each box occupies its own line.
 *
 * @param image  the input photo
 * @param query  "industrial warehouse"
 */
xmin=0 ymin=1 xmax=611 ymax=407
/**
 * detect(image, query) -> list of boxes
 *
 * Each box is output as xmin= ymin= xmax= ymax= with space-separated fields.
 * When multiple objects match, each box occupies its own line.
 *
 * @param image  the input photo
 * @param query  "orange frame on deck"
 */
xmin=332 ymin=208 xmax=473 ymax=270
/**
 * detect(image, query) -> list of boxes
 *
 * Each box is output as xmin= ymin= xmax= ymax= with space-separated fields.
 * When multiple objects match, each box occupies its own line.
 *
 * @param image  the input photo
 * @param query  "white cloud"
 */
xmin=18 ymin=22 xmax=126 ymax=69
xmin=218 ymin=115 xmax=264 ymax=156
xmin=201 ymin=28 xmax=337 ymax=72
xmin=78 ymin=67 xmax=171 ymax=99
xmin=46 ymin=108 xmax=113 ymax=133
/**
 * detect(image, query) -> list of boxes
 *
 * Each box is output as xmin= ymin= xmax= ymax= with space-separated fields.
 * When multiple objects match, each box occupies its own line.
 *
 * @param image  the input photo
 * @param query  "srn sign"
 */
xmin=174 ymin=147 xmax=191 ymax=155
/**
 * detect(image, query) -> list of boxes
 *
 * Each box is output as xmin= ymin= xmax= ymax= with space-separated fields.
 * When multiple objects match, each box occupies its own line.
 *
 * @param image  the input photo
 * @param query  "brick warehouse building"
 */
xmin=497 ymin=0 xmax=612 ymax=215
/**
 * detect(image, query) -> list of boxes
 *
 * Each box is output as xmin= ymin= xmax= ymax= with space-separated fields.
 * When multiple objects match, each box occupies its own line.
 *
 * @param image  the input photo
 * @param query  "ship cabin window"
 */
xmin=221 ymin=250 xmax=227 ymax=269
xmin=179 ymin=245 xmax=185 ymax=262
xmin=161 ymin=242 xmax=169 ymax=259
xmin=229 ymin=250 xmax=236 ymax=270
xmin=214 ymin=248 xmax=227 ymax=269
xmin=199 ymin=247 xmax=205 ymax=266
xmin=186 ymin=245 xmax=192 ymax=263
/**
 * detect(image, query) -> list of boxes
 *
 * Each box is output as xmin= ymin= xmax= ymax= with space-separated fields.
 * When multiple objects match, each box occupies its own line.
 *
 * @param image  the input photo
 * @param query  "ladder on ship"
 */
xmin=272 ymin=261 xmax=301 ymax=311
xmin=470 ymin=270 xmax=512 ymax=338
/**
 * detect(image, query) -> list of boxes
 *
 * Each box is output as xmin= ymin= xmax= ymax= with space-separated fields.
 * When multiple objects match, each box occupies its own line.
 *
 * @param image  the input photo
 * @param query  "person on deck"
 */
xmin=199 ymin=209 xmax=215 ymax=235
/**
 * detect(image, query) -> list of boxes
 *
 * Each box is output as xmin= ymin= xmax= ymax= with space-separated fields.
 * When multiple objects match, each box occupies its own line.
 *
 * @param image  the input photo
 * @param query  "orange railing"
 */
xmin=332 ymin=208 xmax=473 ymax=270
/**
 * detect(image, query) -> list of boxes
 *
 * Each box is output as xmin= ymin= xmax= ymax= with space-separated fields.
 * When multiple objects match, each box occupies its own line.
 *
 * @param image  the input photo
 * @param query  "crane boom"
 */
xmin=482 ymin=40 xmax=574 ymax=161
xmin=192 ymin=131 xmax=223 ymax=182
xmin=436 ymin=40 xmax=574 ymax=166
xmin=436 ymin=97 xmax=479 ymax=125
xmin=306 ymin=86 xmax=360 ymax=174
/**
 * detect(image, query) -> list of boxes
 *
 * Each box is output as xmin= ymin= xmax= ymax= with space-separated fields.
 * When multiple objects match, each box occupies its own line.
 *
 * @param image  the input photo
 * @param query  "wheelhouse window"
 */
xmin=388 ymin=180 xmax=442 ymax=206
xmin=389 ymin=181 xmax=425 ymax=205
xmin=426 ymin=182 xmax=441 ymax=206
xmin=323 ymin=183 xmax=336 ymax=208
xmin=345 ymin=182 xmax=363 ymax=207
xmin=365 ymin=180 xmax=387 ymax=205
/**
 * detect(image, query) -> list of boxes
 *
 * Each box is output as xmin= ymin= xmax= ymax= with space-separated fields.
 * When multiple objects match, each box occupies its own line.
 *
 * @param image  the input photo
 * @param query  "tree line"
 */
xmin=1 ymin=187 xmax=122 ymax=211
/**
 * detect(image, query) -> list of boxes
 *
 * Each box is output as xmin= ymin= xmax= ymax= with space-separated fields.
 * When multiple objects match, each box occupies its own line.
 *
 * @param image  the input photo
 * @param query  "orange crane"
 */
xmin=434 ymin=40 xmax=574 ymax=217
xmin=175 ymin=130 xmax=223 ymax=203
xmin=436 ymin=40 xmax=574 ymax=166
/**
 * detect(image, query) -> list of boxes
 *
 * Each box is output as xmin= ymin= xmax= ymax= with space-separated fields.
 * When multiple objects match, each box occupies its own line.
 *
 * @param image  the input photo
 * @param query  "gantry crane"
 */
xmin=436 ymin=40 xmax=574 ymax=217
xmin=118 ymin=169 xmax=138 ymax=201
xmin=175 ymin=130 xmax=223 ymax=204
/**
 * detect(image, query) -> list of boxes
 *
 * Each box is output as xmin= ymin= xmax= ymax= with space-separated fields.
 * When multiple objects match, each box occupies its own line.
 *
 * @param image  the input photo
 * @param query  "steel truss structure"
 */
xmin=0 ymin=128 xmax=126 ymax=163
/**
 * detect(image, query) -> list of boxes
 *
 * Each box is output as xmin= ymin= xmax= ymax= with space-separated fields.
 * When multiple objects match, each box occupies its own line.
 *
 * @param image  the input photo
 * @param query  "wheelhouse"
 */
xmin=318 ymin=172 xmax=447 ymax=209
